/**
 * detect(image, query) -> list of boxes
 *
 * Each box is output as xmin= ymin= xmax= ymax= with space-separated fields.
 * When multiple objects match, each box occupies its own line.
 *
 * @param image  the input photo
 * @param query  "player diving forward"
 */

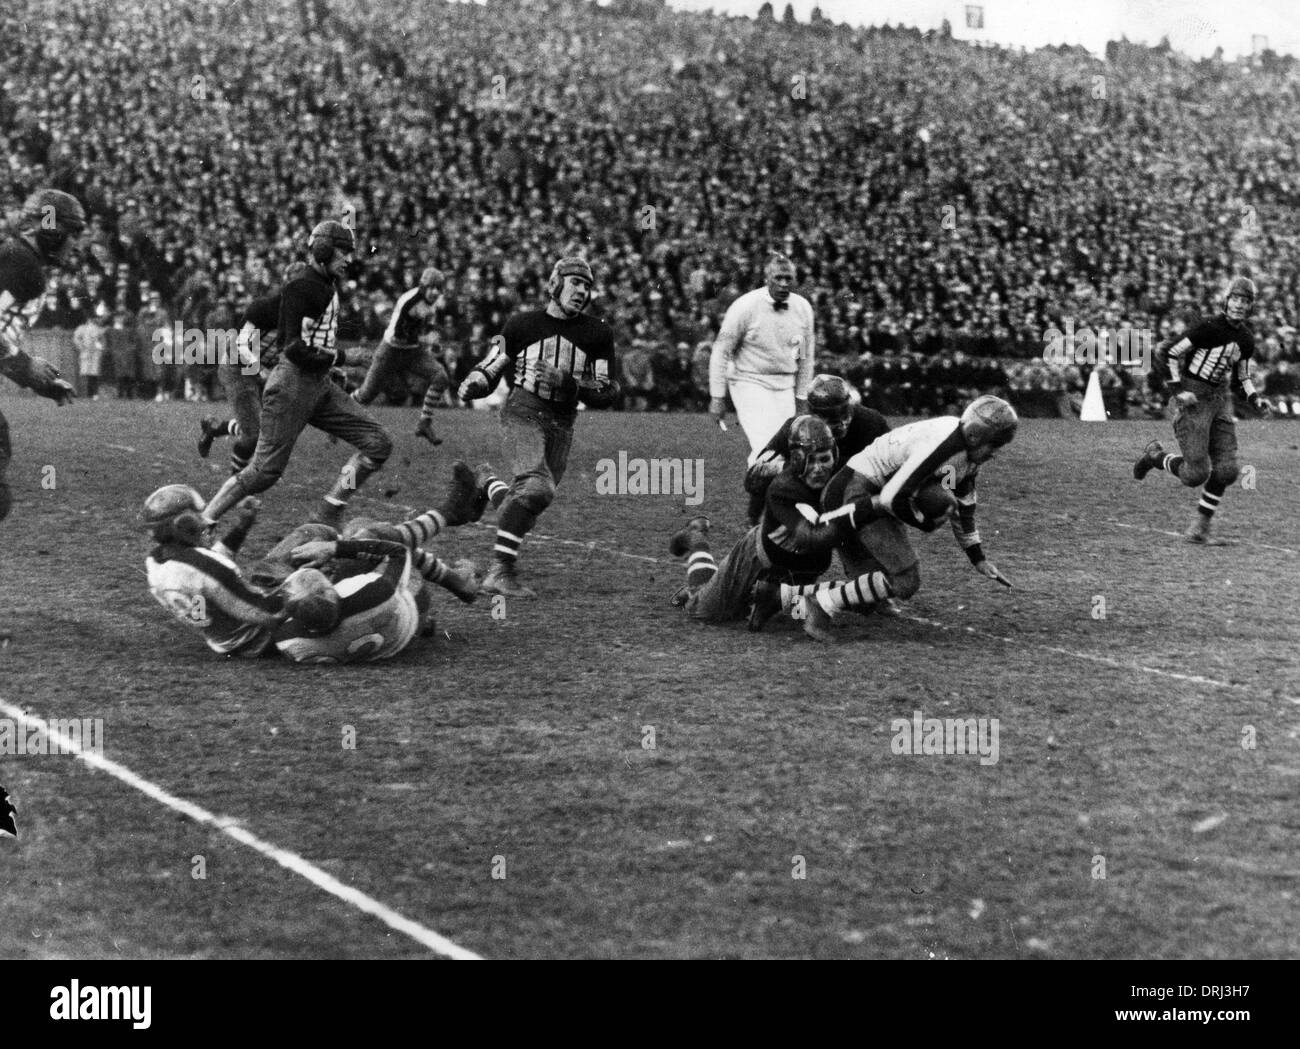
xmin=667 ymin=416 xmax=848 ymax=641
xmin=749 ymin=396 xmax=1018 ymax=641
xmin=0 ymin=189 xmax=83 ymax=524
xmin=351 ymin=266 xmax=452 ymax=446
xmin=1132 ymin=276 xmax=1273 ymax=544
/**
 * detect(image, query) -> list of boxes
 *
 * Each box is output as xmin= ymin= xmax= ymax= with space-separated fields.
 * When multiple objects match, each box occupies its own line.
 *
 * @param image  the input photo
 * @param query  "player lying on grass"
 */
xmin=747 ymin=395 xmax=1017 ymax=641
xmin=667 ymin=416 xmax=849 ymax=641
xmin=143 ymin=462 xmax=486 ymax=662
xmin=1132 ymin=276 xmax=1273 ymax=544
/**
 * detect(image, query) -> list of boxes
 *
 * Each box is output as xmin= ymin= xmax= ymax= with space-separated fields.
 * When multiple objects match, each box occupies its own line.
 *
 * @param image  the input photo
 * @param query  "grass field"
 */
xmin=1 ymin=393 xmax=1297 ymax=959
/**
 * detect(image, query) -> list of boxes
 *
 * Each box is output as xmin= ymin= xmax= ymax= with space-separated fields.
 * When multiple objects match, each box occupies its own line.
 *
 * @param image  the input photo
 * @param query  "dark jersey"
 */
xmin=1169 ymin=315 xmax=1256 ymax=389
xmin=383 ymin=286 xmax=438 ymax=349
xmin=475 ymin=309 xmax=616 ymax=411
xmin=0 ymin=237 xmax=47 ymax=365
xmin=240 ymin=291 xmax=281 ymax=370
xmin=279 ymin=267 xmax=342 ymax=372
xmin=760 ymin=471 xmax=835 ymax=576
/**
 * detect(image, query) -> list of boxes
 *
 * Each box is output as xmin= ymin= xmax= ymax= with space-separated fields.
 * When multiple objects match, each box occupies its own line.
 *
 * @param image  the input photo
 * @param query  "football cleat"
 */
xmin=307 ymin=499 xmax=345 ymax=528
xmin=668 ymin=515 xmax=710 ymax=557
xmin=1133 ymin=440 xmax=1166 ymax=480
xmin=414 ymin=417 xmax=443 ymax=446
xmin=442 ymin=559 xmax=481 ymax=605
xmin=669 ymin=585 xmax=692 ymax=608
xmin=481 ymin=561 xmax=537 ymax=598
xmin=802 ymin=598 xmax=837 ymax=643
xmin=439 ymin=460 xmax=482 ymax=525
xmin=197 ymin=416 xmax=223 ymax=459
xmin=747 ymin=580 xmax=783 ymax=632
xmin=1184 ymin=516 xmax=1212 ymax=544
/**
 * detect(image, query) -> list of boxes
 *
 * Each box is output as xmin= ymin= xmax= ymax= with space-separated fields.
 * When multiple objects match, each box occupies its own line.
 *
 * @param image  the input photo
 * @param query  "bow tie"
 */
xmin=771 ymin=300 xmax=788 ymax=312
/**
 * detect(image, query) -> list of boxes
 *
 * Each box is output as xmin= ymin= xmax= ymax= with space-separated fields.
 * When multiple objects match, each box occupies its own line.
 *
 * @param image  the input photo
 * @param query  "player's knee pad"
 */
xmin=890 ymin=564 xmax=921 ymax=600
xmin=1210 ymin=460 xmax=1240 ymax=487
xmin=514 ymin=473 xmax=555 ymax=515
xmin=1180 ymin=460 xmax=1211 ymax=488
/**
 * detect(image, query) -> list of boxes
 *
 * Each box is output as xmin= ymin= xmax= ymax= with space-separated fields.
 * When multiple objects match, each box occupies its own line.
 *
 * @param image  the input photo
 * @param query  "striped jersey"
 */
xmin=146 ymin=544 xmax=286 ymax=656
xmin=274 ymin=541 xmax=419 ymax=664
xmin=474 ymin=309 xmax=615 ymax=410
xmin=383 ymin=286 xmax=439 ymax=349
xmin=761 ymin=471 xmax=836 ymax=575
xmin=841 ymin=416 xmax=981 ymax=549
xmin=279 ymin=267 xmax=341 ymax=372
xmin=1167 ymin=315 xmax=1257 ymax=390
xmin=238 ymin=291 xmax=282 ymax=374
xmin=0 ymin=237 xmax=46 ymax=364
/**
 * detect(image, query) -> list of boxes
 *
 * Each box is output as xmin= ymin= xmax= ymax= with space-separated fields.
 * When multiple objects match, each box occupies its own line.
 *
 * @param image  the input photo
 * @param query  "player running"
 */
xmin=197 ymin=261 xmax=308 ymax=474
xmin=0 ymin=189 xmax=83 ymax=524
xmin=201 ymin=221 xmax=393 ymax=529
xmin=668 ymin=416 xmax=847 ymax=640
xmin=351 ymin=266 xmax=452 ymax=446
xmin=458 ymin=256 xmax=618 ymax=597
xmin=753 ymin=396 xmax=1018 ymax=641
xmin=1132 ymin=277 xmax=1273 ymax=544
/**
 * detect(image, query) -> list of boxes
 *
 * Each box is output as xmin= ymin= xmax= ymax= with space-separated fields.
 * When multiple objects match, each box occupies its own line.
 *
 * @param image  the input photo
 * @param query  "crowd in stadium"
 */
xmin=3 ymin=0 xmax=1300 ymax=416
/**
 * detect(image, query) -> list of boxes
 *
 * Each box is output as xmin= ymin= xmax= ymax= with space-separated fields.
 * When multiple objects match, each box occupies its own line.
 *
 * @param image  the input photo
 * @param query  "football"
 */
xmin=911 ymin=478 xmax=959 ymax=523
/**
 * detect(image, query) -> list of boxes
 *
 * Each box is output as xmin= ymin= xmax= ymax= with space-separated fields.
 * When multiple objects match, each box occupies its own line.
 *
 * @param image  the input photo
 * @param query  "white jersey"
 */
xmin=275 ymin=552 xmax=419 ymax=664
xmin=146 ymin=545 xmax=283 ymax=656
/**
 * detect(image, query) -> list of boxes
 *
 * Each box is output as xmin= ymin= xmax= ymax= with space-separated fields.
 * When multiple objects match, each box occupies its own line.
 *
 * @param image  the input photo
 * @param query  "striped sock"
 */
xmin=494 ymin=528 xmax=523 ymax=563
xmin=227 ymin=419 xmax=241 ymax=438
xmin=230 ymin=453 xmax=251 ymax=475
xmin=420 ymin=384 xmax=442 ymax=421
xmin=778 ymin=580 xmax=837 ymax=611
xmin=1161 ymin=453 xmax=1184 ymax=475
xmin=1198 ymin=478 xmax=1226 ymax=520
xmin=686 ymin=549 xmax=717 ymax=588
xmin=816 ymin=571 xmax=893 ymax=615
xmin=485 ymin=477 xmax=509 ymax=510
xmin=397 ymin=509 xmax=447 ymax=547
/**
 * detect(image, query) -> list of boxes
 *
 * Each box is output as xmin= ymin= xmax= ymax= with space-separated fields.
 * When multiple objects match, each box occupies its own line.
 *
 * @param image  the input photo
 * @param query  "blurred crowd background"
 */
xmin=3 ymin=0 xmax=1299 ymax=416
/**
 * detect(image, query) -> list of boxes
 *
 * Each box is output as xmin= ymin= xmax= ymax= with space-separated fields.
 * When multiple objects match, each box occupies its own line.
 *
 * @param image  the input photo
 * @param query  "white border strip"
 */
xmin=0 ymin=701 xmax=481 ymax=961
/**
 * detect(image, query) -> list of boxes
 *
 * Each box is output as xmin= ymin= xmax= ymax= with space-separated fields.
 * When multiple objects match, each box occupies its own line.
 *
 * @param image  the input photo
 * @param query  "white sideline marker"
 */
xmin=0 ymin=700 xmax=481 ymax=961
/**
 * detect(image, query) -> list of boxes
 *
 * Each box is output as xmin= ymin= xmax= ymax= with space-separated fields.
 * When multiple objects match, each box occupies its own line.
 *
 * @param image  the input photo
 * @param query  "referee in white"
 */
xmin=709 ymin=253 xmax=815 ymax=462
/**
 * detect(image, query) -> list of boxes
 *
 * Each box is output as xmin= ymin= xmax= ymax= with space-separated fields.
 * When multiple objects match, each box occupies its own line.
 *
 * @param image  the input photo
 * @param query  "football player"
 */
xmin=458 ymin=256 xmax=618 ymax=597
xmin=0 ymin=189 xmax=83 ymax=524
xmin=758 ymin=396 xmax=1017 ymax=640
xmin=668 ymin=416 xmax=846 ymax=640
xmin=1133 ymin=277 xmax=1273 ymax=543
xmin=744 ymin=373 xmax=890 ymax=523
xmin=201 ymin=221 xmax=393 ymax=528
xmin=143 ymin=485 xmax=290 ymax=656
xmin=352 ymin=266 xmax=452 ymax=446
xmin=198 ymin=261 xmax=308 ymax=474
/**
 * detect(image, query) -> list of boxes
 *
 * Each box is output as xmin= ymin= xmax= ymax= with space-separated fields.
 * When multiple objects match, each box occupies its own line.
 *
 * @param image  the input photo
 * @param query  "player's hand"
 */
xmin=458 ymin=372 xmax=489 ymax=401
xmin=1249 ymin=393 xmax=1273 ymax=418
xmin=794 ymin=502 xmax=820 ymax=524
xmin=709 ymin=397 xmax=728 ymax=428
xmin=47 ymin=377 xmax=76 ymax=405
xmin=974 ymin=559 xmax=1012 ymax=588
xmin=289 ymin=540 xmax=338 ymax=567
xmin=27 ymin=355 xmax=62 ymax=391
xmin=1172 ymin=390 xmax=1198 ymax=411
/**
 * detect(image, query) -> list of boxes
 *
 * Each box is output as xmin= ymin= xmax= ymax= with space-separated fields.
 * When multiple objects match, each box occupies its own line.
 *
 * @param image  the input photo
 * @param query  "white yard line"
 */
xmin=0 ymin=700 xmax=482 ymax=961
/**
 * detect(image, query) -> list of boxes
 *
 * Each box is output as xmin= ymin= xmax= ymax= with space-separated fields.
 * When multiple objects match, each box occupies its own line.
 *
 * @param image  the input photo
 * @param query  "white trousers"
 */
xmin=729 ymin=379 xmax=795 ymax=464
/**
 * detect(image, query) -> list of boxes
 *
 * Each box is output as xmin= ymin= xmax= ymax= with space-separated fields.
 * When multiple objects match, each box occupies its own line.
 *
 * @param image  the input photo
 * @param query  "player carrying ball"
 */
xmin=1132 ymin=276 xmax=1272 ymax=544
